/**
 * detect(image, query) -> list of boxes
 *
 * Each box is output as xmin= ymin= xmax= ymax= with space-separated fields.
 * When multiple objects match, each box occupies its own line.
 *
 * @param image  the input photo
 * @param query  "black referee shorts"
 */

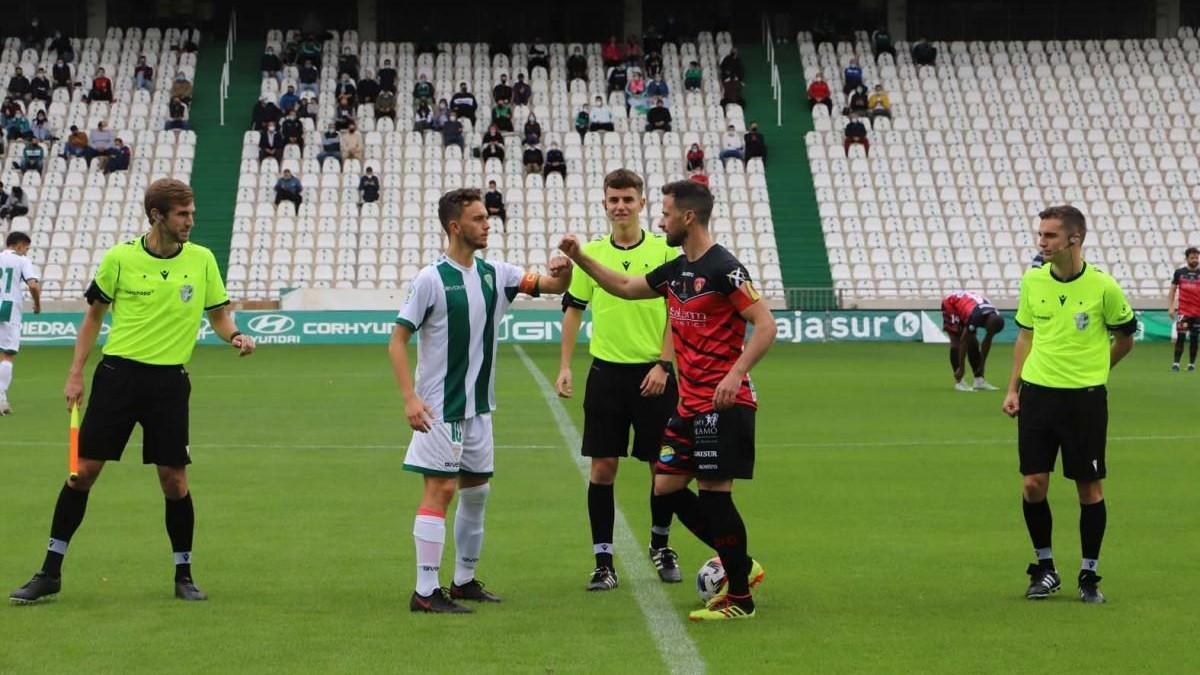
xmin=79 ymin=356 xmax=192 ymax=466
xmin=581 ymin=358 xmax=677 ymax=462
xmin=1017 ymin=381 xmax=1107 ymax=481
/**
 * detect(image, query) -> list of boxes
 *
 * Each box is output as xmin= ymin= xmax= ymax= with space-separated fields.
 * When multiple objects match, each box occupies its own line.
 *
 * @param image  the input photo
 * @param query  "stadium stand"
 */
xmin=228 ymin=30 xmax=783 ymax=301
xmin=802 ymin=27 xmax=1200 ymax=303
xmin=0 ymin=27 xmax=199 ymax=300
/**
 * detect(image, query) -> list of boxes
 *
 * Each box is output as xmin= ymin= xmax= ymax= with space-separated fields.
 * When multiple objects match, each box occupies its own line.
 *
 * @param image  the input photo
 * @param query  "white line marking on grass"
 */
xmin=514 ymin=346 xmax=706 ymax=675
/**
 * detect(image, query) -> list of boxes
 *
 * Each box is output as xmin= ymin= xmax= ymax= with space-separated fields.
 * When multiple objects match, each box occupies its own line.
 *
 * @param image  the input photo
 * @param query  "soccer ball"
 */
xmin=696 ymin=556 xmax=726 ymax=602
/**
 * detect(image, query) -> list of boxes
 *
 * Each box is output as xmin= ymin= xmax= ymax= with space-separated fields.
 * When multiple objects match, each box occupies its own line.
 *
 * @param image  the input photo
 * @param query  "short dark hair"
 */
xmin=662 ymin=180 xmax=714 ymax=225
xmin=603 ymin=169 xmax=644 ymax=194
xmin=437 ymin=188 xmax=483 ymax=232
xmin=6 ymin=231 xmax=31 ymax=247
xmin=1038 ymin=205 xmax=1087 ymax=241
xmin=1187 ymin=246 xmax=1200 ymax=257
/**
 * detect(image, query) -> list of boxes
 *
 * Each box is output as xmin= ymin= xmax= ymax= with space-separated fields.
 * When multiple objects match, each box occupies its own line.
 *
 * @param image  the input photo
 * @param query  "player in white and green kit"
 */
xmin=0 ymin=231 xmax=42 ymax=414
xmin=390 ymin=188 xmax=573 ymax=613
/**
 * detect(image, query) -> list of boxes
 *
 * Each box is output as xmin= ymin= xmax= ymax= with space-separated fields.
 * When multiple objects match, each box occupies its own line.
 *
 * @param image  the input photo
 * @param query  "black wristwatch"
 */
xmin=656 ymin=360 xmax=674 ymax=375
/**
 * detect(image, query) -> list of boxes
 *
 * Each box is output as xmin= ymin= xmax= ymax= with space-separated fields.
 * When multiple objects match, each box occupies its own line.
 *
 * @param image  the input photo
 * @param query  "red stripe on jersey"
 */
xmin=1176 ymin=267 xmax=1200 ymax=316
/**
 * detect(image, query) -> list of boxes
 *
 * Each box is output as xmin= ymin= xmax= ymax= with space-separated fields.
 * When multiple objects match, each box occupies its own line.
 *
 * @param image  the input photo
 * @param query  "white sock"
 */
xmin=453 ymin=484 xmax=489 ymax=586
xmin=0 ymin=360 xmax=12 ymax=399
xmin=413 ymin=511 xmax=446 ymax=596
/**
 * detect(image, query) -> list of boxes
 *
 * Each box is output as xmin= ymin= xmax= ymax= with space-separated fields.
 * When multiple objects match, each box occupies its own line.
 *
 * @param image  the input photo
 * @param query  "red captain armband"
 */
xmin=729 ymin=278 xmax=761 ymax=312
xmin=518 ymin=271 xmax=541 ymax=297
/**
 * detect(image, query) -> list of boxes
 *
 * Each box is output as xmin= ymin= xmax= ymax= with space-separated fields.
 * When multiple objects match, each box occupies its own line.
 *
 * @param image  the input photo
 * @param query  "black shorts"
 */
xmin=581 ymin=358 xmax=677 ymax=462
xmin=1017 ymin=381 xmax=1106 ymax=481
xmin=658 ymin=405 xmax=756 ymax=480
xmin=1177 ymin=316 xmax=1200 ymax=335
xmin=79 ymin=356 xmax=192 ymax=466
xmin=967 ymin=306 xmax=998 ymax=330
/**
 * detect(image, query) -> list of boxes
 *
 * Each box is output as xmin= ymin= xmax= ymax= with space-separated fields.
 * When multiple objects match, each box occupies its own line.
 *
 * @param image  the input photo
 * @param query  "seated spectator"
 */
xmin=450 ymin=83 xmax=477 ymax=124
xmin=357 ymin=70 xmax=379 ymax=103
xmin=378 ymin=59 xmax=397 ymax=93
xmin=90 ymin=121 xmax=114 ymax=159
xmin=687 ymin=167 xmax=709 ymax=187
xmin=298 ymin=60 xmax=319 ymax=96
xmin=258 ymin=121 xmax=284 ymax=161
xmin=412 ymin=73 xmax=435 ymax=110
xmin=29 ymin=68 xmax=50 ymax=103
xmin=646 ymin=75 xmax=668 ymax=100
xmin=720 ymin=75 xmax=745 ymax=107
xmin=52 ymin=59 xmax=71 ymax=90
xmin=341 ymin=123 xmax=364 ymax=160
xmin=872 ymin=27 xmax=896 ymax=60
xmin=642 ymin=24 xmax=662 ymax=56
xmin=7 ymin=67 xmax=30 ymax=102
xmin=261 ymin=46 xmax=283 ymax=81
xmin=414 ymin=102 xmax=433 ymax=130
xmin=491 ymin=99 xmax=513 ymax=132
xmin=281 ymin=36 xmax=299 ymax=65
xmin=134 ymin=56 xmax=154 ymax=91
xmin=165 ymin=96 xmax=189 ymax=130
xmin=643 ymin=50 xmax=663 ymax=79
xmin=296 ymin=95 xmax=317 ymax=124
xmin=493 ymin=74 xmax=512 ymax=104
xmin=523 ymin=144 xmax=544 ymax=175
xmin=684 ymin=61 xmax=703 ymax=91
xmin=512 ymin=73 xmax=532 ymax=106
xmin=31 ymin=111 xmax=54 ymax=142
xmin=337 ymin=47 xmax=359 ymax=80
xmin=481 ymin=135 xmax=505 ymax=163
xmin=316 ymin=122 xmax=342 ymax=166
xmin=719 ymin=124 xmax=744 ymax=163
xmin=63 ymin=125 xmax=88 ymax=158
xmin=482 ymin=124 xmax=503 ymax=147
xmin=359 ymin=166 xmax=380 ymax=204
xmin=807 ymin=74 xmax=832 ymax=113
xmin=299 ymin=37 xmax=322 ymax=67
xmin=720 ymin=48 xmax=744 ymax=81
xmin=543 ymin=142 xmax=566 ymax=179
xmin=49 ymin=30 xmax=74 ymax=63
xmin=601 ymin=36 xmax=623 ymax=68
xmin=868 ymin=84 xmax=892 ymax=123
xmin=334 ymin=74 xmax=357 ymax=105
xmin=589 ymin=97 xmax=614 ymax=132
xmin=567 ymin=47 xmax=588 ymax=82
xmin=645 ymin=97 xmax=671 ymax=132
xmin=744 ymin=121 xmax=768 ymax=165
xmin=607 ymin=62 xmax=628 ymax=94
xmin=528 ymin=41 xmax=550 ymax=72
xmin=281 ymin=111 xmax=304 ymax=149
xmin=625 ymin=70 xmax=647 ymax=111
xmin=84 ymin=70 xmax=107 ymax=103
xmin=442 ymin=113 xmax=464 ymax=148
xmin=5 ymin=112 xmax=31 ymax=141
xmin=912 ymin=37 xmax=937 ymax=66
xmin=843 ymin=58 xmax=863 ymax=95
xmin=279 ymin=85 xmax=300 ymax=114
xmin=334 ymin=96 xmax=356 ymax=130
xmin=17 ymin=137 xmax=45 ymax=172
xmin=252 ymin=96 xmax=282 ymax=131
xmin=523 ymin=113 xmax=542 ymax=145
xmin=845 ymin=84 xmax=869 ymax=116
xmin=686 ymin=143 xmax=704 ymax=171
xmin=843 ymin=112 xmax=869 ymax=156
xmin=485 ymin=180 xmax=506 ymax=223
xmin=274 ymin=168 xmax=303 ymax=207
xmin=170 ymin=72 xmax=193 ymax=105
xmin=624 ymin=35 xmax=643 ymax=65
xmin=376 ymin=88 xmax=397 ymax=120
xmin=102 ymin=137 xmax=130 ymax=174
xmin=432 ymin=99 xmax=450 ymax=130
xmin=0 ymin=187 xmax=28 ymax=221
xmin=574 ymin=106 xmax=590 ymax=141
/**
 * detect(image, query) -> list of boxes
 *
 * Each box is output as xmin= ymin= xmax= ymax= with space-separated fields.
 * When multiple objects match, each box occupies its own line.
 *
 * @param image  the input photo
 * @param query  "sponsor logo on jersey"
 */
xmin=669 ymin=306 xmax=707 ymax=325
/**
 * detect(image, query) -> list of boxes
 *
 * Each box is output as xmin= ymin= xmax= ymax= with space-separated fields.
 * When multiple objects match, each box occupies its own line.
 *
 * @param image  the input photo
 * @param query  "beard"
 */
xmin=665 ymin=229 xmax=686 ymax=247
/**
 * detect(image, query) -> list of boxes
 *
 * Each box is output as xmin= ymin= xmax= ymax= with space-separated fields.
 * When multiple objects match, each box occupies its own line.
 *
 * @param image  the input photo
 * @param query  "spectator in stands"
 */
xmin=317 ymin=123 xmax=341 ymax=165
xmin=261 ymin=46 xmax=283 ymax=82
xmin=31 ymin=111 xmax=53 ymax=142
xmin=442 ymin=112 xmax=465 ymax=149
xmin=0 ymin=187 xmax=28 ymax=221
xmin=493 ymin=74 xmax=512 ymax=104
xmin=134 ymin=56 xmax=154 ymax=92
xmin=643 ymin=50 xmax=663 ymax=79
xmin=7 ymin=67 xmax=30 ymax=102
xmin=299 ymin=36 xmax=322 ymax=67
xmin=574 ymin=106 xmax=590 ymax=141
xmin=357 ymin=70 xmax=379 ymax=104
xmin=688 ymin=167 xmax=709 ymax=187
xmin=912 ymin=37 xmax=937 ymax=66
xmin=450 ymin=83 xmax=478 ymax=124
xmin=359 ymin=166 xmax=380 ymax=204
xmin=281 ymin=35 xmax=299 ymax=65
xmin=17 ymin=138 xmax=45 ymax=172
xmin=684 ymin=61 xmax=703 ymax=91
xmin=543 ymin=141 xmax=566 ymax=179
xmin=274 ymin=169 xmax=303 ymax=207
xmin=720 ymin=48 xmax=745 ymax=81
xmin=90 ymin=121 xmax=114 ymax=159
xmin=296 ymin=94 xmax=317 ymax=124
xmin=432 ymin=99 xmax=450 ymax=131
xmin=491 ymin=98 xmax=514 ymax=132
xmin=252 ymin=96 xmax=282 ymax=131
xmin=88 ymin=67 xmax=112 ymax=102
xmin=512 ymin=73 xmax=532 ymax=106
xmin=868 ymin=84 xmax=892 ymax=124
xmin=103 ymin=138 xmax=130 ymax=175
xmin=335 ymin=74 xmax=357 ymax=105
xmin=341 ymin=123 xmax=364 ymax=161
xmin=601 ymin=36 xmax=623 ymax=68
xmin=745 ymin=122 xmax=768 ymax=165
xmin=166 ymin=97 xmax=188 ymax=130
xmin=843 ymin=112 xmax=869 ymax=156
xmin=481 ymin=127 xmax=505 ymax=162
xmin=719 ymin=124 xmax=745 ymax=163
xmin=523 ymin=143 xmax=544 ymax=175
xmin=5 ymin=111 xmax=31 ymax=141
xmin=412 ymin=74 xmax=434 ymax=110
xmin=29 ymin=68 xmax=50 ymax=104
xmin=625 ymin=69 xmax=647 ymax=111
xmin=607 ymin=62 xmax=628 ymax=95
xmin=871 ymin=27 xmax=896 ymax=61
xmin=807 ymin=73 xmax=832 ymax=114
xmin=485 ymin=180 xmax=506 ymax=224
xmin=334 ymin=95 xmax=356 ymax=130
xmin=720 ymin=75 xmax=745 ymax=108
xmin=258 ymin=121 xmax=284 ymax=161
xmin=645 ymin=97 xmax=672 ymax=132
xmin=298 ymin=60 xmax=319 ymax=96
xmin=528 ymin=40 xmax=550 ymax=72
xmin=642 ymin=24 xmax=662 ymax=56
xmin=646 ymin=73 xmax=669 ymax=101
xmin=52 ymin=58 xmax=71 ymax=91
xmin=170 ymin=72 xmax=193 ymax=105
xmin=845 ymin=84 xmax=869 ymax=116
xmin=281 ymin=111 xmax=304 ymax=149
xmin=375 ymin=88 xmax=397 ymax=120
xmin=49 ymin=30 xmax=74 ymax=63
xmin=22 ymin=18 xmax=44 ymax=53
xmin=378 ymin=59 xmax=397 ymax=93
xmin=843 ymin=57 xmax=863 ymax=95
xmin=414 ymin=102 xmax=432 ymax=131
xmin=589 ymin=96 xmax=614 ymax=132
xmin=482 ymin=123 xmax=503 ymax=147
xmin=279 ymin=85 xmax=300 ymax=114
xmin=523 ymin=113 xmax=542 ymax=146
xmin=624 ymin=35 xmax=643 ymax=65
xmin=686 ymin=143 xmax=704 ymax=171
xmin=63 ymin=125 xmax=88 ymax=158
xmin=567 ymin=47 xmax=588 ymax=82
xmin=338 ymin=46 xmax=360 ymax=80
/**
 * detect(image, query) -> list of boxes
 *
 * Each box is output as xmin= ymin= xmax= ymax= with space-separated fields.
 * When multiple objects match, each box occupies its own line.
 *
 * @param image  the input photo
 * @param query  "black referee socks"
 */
xmin=42 ymin=482 xmax=91 ymax=576
xmin=587 ymin=482 xmax=615 ymax=568
xmin=1079 ymin=500 xmax=1107 ymax=564
xmin=165 ymin=492 xmax=195 ymax=581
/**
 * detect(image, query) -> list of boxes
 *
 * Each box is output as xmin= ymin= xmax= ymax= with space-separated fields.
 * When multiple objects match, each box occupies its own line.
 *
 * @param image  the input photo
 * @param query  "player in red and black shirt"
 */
xmin=1168 ymin=246 xmax=1200 ymax=371
xmin=941 ymin=291 xmax=1005 ymax=391
xmin=559 ymin=180 xmax=776 ymax=622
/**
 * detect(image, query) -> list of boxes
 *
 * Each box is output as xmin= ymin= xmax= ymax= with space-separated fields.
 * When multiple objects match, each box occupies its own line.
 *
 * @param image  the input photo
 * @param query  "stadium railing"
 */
xmin=785 ymin=287 xmax=841 ymax=310
xmin=762 ymin=14 xmax=781 ymax=126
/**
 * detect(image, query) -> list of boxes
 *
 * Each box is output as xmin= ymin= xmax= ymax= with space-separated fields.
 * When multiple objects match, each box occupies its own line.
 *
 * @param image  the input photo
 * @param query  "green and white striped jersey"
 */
xmin=396 ymin=255 xmax=532 ymax=423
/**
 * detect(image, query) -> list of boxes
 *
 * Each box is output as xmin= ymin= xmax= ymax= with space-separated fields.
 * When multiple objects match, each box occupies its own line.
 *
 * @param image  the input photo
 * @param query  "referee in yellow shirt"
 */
xmin=1003 ymin=205 xmax=1136 ymax=604
xmin=10 ymin=179 xmax=255 ymax=605
xmin=556 ymin=169 xmax=680 ymax=590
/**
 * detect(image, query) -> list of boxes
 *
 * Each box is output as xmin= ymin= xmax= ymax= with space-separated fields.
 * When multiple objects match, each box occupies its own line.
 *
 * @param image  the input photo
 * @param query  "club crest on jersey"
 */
xmin=1074 ymin=312 xmax=1089 ymax=331
xmin=483 ymin=272 xmax=494 ymax=290
xmin=693 ymin=277 xmax=707 ymax=293
xmin=179 ymin=284 xmax=193 ymax=302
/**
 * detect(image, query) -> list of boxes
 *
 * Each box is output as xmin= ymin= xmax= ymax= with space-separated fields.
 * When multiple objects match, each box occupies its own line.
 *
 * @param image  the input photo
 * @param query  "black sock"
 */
xmin=165 ymin=492 xmax=195 ymax=582
xmin=42 ymin=482 xmax=90 ymax=577
xmin=1190 ymin=335 xmax=1198 ymax=364
xmin=699 ymin=490 xmax=751 ymax=598
xmin=649 ymin=480 xmax=672 ymax=550
xmin=587 ymin=482 xmax=614 ymax=568
xmin=1079 ymin=500 xmax=1106 ymax=571
xmin=1022 ymin=498 xmax=1054 ymax=569
xmin=1175 ymin=335 xmax=1186 ymax=363
xmin=656 ymin=488 xmax=713 ymax=548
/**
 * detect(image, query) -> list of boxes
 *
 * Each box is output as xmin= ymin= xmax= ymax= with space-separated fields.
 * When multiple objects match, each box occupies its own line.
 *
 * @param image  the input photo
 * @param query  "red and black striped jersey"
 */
xmin=645 ymin=244 xmax=760 ymax=416
xmin=1173 ymin=265 xmax=1200 ymax=317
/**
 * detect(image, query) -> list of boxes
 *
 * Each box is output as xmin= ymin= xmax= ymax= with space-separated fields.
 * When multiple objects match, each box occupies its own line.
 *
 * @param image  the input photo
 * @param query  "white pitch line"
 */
xmin=514 ymin=346 xmax=706 ymax=675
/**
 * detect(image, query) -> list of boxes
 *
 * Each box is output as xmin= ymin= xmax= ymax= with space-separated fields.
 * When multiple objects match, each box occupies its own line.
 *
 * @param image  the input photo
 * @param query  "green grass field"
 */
xmin=1 ymin=342 xmax=1198 ymax=673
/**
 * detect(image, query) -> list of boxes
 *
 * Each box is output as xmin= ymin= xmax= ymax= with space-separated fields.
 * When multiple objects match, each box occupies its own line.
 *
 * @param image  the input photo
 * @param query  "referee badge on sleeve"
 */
xmin=180 ymin=284 xmax=194 ymax=303
xmin=1074 ymin=311 xmax=1089 ymax=331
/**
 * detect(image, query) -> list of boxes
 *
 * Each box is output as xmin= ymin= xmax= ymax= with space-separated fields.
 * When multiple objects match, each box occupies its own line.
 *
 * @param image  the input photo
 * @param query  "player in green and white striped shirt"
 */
xmin=390 ymin=187 xmax=572 ymax=614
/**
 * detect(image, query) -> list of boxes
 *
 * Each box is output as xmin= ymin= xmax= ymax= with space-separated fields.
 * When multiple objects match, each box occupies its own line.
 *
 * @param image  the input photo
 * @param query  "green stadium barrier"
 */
xmin=17 ymin=310 xmax=1176 ymax=346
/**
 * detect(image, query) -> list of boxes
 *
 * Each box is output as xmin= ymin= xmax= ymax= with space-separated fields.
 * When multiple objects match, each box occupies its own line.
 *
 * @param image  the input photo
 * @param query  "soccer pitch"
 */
xmin=1 ymin=343 xmax=1197 ymax=673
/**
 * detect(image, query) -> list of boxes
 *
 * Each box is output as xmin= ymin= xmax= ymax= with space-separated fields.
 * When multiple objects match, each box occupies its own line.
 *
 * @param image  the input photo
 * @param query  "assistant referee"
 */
xmin=1003 ymin=205 xmax=1136 ymax=604
xmin=10 ymin=179 xmax=255 ymax=605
